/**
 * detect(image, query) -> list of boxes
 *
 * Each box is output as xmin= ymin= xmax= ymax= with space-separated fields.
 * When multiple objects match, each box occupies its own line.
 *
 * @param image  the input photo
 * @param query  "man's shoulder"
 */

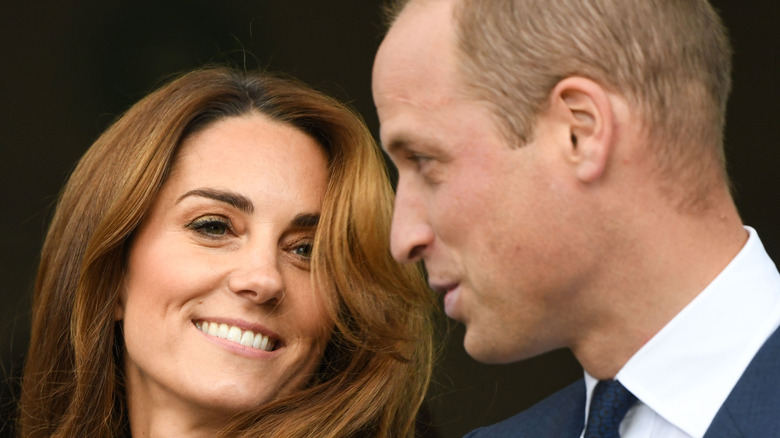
xmin=464 ymin=379 xmax=585 ymax=438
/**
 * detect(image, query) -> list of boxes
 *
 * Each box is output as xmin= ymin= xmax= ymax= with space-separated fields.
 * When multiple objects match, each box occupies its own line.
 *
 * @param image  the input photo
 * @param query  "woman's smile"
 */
xmin=194 ymin=319 xmax=278 ymax=352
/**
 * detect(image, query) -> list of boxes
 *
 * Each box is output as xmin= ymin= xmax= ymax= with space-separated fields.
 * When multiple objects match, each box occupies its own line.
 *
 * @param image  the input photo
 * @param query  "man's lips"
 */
xmin=430 ymin=281 xmax=462 ymax=319
xmin=429 ymin=281 xmax=459 ymax=294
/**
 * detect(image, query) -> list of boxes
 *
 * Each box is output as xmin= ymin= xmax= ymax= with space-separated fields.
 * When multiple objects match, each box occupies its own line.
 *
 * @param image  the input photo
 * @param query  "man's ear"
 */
xmin=549 ymin=77 xmax=614 ymax=183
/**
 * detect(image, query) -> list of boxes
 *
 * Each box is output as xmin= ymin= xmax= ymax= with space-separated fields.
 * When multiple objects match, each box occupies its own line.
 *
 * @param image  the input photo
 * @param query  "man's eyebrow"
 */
xmin=383 ymin=133 xmax=444 ymax=158
xmin=383 ymin=137 xmax=411 ymax=155
xmin=290 ymin=213 xmax=320 ymax=229
xmin=176 ymin=188 xmax=254 ymax=214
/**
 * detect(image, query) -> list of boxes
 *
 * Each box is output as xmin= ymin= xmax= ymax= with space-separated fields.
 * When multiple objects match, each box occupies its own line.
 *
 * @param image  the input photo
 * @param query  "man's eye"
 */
xmin=407 ymin=154 xmax=433 ymax=171
xmin=187 ymin=216 xmax=231 ymax=237
xmin=408 ymin=153 xmax=430 ymax=164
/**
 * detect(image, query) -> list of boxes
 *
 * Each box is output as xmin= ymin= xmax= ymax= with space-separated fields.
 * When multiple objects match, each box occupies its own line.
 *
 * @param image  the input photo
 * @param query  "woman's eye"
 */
xmin=187 ymin=216 xmax=231 ymax=238
xmin=291 ymin=242 xmax=314 ymax=259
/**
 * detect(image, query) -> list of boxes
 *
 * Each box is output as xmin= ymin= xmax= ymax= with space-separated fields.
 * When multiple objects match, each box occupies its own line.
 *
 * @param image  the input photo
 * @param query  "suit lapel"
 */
xmin=704 ymin=325 xmax=780 ymax=437
xmin=464 ymin=379 xmax=586 ymax=437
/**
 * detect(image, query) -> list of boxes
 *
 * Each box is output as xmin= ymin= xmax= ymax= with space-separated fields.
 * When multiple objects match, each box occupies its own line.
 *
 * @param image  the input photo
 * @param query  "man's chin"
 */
xmin=462 ymin=329 xmax=509 ymax=364
xmin=463 ymin=329 xmax=546 ymax=364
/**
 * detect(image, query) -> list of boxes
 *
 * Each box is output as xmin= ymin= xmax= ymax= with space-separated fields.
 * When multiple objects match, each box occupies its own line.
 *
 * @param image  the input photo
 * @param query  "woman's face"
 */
xmin=118 ymin=114 xmax=331 ymax=427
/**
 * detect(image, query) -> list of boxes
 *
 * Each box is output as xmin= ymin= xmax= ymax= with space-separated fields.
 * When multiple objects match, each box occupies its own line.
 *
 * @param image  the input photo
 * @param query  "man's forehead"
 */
xmin=373 ymin=0 xmax=460 ymax=102
xmin=386 ymin=0 xmax=454 ymax=52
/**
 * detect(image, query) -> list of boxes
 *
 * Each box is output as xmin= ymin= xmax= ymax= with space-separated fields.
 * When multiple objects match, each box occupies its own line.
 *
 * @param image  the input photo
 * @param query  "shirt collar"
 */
xmin=608 ymin=227 xmax=780 ymax=436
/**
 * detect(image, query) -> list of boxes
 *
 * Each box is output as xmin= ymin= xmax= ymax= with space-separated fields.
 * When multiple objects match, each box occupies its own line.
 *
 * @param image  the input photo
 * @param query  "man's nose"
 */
xmin=390 ymin=183 xmax=434 ymax=264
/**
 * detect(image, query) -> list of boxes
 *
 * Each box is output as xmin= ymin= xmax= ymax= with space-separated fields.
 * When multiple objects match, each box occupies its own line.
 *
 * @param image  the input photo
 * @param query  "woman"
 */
xmin=19 ymin=67 xmax=435 ymax=437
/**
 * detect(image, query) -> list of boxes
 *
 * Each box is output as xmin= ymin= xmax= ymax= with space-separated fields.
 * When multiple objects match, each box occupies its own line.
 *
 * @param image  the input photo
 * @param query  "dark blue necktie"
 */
xmin=583 ymin=379 xmax=638 ymax=438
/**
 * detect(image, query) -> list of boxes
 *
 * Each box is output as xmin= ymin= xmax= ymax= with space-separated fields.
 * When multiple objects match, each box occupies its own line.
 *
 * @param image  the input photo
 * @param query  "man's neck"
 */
xmin=570 ymin=189 xmax=747 ymax=379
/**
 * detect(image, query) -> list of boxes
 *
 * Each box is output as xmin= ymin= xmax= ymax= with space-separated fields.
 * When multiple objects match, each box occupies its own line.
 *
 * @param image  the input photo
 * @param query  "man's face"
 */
xmin=373 ymin=0 xmax=593 ymax=363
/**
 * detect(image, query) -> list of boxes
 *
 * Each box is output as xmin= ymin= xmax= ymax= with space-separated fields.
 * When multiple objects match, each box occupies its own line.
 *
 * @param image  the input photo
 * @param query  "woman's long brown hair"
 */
xmin=19 ymin=67 xmax=435 ymax=438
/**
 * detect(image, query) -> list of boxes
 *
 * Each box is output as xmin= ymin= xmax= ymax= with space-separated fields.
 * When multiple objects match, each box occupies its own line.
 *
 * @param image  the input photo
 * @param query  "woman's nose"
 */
xmin=227 ymin=250 xmax=285 ymax=305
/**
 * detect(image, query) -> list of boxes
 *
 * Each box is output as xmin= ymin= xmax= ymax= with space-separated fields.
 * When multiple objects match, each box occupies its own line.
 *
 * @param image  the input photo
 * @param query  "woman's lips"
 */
xmin=194 ymin=319 xmax=279 ymax=352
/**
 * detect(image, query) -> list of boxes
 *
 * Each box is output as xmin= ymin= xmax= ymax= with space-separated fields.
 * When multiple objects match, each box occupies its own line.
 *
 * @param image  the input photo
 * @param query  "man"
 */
xmin=372 ymin=0 xmax=780 ymax=436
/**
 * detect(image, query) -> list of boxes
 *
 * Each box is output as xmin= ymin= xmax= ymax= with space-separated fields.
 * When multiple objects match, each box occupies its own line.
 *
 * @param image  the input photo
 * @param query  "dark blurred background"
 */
xmin=1 ymin=1 xmax=778 ymax=437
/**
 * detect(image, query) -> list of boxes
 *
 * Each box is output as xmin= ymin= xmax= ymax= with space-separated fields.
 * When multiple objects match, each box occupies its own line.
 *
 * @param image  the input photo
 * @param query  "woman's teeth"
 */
xmin=195 ymin=321 xmax=275 ymax=351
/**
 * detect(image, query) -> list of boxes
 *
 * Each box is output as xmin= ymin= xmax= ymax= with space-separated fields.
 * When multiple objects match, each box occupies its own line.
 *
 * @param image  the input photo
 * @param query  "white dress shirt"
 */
xmin=580 ymin=227 xmax=780 ymax=438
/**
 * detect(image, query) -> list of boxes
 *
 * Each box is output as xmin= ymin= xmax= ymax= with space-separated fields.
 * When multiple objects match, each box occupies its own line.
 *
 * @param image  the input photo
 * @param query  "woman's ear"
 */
xmin=114 ymin=298 xmax=124 ymax=321
xmin=549 ymin=77 xmax=615 ymax=183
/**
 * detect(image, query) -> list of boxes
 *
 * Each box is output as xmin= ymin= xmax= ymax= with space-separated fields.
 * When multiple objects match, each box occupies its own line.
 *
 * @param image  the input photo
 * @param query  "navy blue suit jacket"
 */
xmin=465 ymin=325 xmax=780 ymax=437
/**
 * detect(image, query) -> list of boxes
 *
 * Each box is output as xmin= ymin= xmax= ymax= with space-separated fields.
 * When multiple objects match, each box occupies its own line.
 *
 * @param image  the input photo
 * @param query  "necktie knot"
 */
xmin=584 ymin=379 xmax=637 ymax=438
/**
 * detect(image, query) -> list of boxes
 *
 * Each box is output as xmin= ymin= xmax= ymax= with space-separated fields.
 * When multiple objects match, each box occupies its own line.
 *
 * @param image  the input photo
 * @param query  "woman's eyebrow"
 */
xmin=176 ymin=188 xmax=254 ymax=214
xmin=291 ymin=213 xmax=320 ymax=229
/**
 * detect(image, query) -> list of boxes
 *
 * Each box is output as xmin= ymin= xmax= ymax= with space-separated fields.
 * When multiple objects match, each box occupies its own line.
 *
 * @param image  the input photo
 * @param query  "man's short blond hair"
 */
xmin=452 ymin=0 xmax=733 ymax=207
